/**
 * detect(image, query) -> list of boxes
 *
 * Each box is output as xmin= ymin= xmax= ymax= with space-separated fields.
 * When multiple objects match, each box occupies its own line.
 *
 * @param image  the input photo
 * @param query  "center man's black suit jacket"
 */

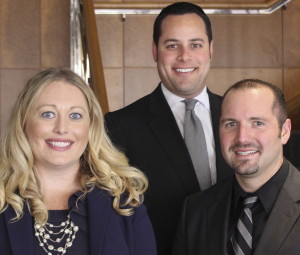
xmin=105 ymin=84 xmax=232 ymax=255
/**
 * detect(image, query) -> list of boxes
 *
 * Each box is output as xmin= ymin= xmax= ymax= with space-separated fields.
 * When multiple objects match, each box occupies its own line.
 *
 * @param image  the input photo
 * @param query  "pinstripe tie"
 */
xmin=183 ymin=98 xmax=212 ymax=190
xmin=231 ymin=195 xmax=258 ymax=255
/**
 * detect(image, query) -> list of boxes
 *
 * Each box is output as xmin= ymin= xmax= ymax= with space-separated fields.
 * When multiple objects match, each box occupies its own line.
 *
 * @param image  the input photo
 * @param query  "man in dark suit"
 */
xmin=105 ymin=2 xmax=232 ymax=254
xmin=173 ymin=79 xmax=300 ymax=255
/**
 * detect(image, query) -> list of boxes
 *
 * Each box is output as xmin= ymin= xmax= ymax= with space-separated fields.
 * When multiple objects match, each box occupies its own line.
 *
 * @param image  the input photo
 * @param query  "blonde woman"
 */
xmin=0 ymin=68 xmax=157 ymax=255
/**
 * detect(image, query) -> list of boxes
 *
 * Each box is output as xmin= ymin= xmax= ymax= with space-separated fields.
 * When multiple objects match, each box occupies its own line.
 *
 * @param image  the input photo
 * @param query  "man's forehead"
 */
xmin=224 ymin=87 xmax=273 ymax=101
xmin=221 ymin=88 xmax=275 ymax=114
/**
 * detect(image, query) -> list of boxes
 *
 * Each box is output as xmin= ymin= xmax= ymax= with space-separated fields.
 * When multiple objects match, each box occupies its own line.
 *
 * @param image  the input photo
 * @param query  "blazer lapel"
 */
xmin=207 ymin=181 xmax=232 ymax=254
xmin=148 ymin=85 xmax=199 ymax=193
xmin=4 ymin=205 xmax=35 ymax=255
xmin=254 ymin=164 xmax=300 ymax=255
xmin=86 ymin=188 xmax=111 ymax=255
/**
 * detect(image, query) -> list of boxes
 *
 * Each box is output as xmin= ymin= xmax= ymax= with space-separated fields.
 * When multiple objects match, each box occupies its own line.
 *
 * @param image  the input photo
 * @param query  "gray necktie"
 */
xmin=183 ymin=98 xmax=212 ymax=190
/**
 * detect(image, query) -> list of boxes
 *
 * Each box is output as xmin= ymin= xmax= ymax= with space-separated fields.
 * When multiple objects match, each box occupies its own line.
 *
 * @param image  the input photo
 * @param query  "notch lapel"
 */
xmin=148 ymin=86 xmax=199 ymax=193
xmin=4 ymin=206 xmax=35 ymax=255
xmin=207 ymin=90 xmax=232 ymax=181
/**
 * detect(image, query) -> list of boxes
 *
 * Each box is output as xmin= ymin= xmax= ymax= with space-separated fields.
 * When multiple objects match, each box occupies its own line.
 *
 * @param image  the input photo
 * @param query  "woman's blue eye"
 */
xmin=70 ymin=112 xmax=82 ymax=120
xmin=41 ymin=111 xmax=55 ymax=119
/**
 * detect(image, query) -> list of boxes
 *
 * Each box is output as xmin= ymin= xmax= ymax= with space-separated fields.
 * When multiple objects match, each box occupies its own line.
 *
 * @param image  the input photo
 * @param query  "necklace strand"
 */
xmin=34 ymin=214 xmax=79 ymax=255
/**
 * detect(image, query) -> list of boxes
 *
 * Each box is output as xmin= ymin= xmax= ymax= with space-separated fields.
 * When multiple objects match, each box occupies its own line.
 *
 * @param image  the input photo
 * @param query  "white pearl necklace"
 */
xmin=34 ymin=214 xmax=79 ymax=255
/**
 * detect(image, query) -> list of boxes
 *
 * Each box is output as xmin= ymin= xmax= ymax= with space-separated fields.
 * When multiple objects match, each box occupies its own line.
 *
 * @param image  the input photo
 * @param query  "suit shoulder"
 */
xmin=208 ymin=89 xmax=223 ymax=102
xmin=105 ymin=95 xmax=152 ymax=129
xmin=282 ymin=161 xmax=300 ymax=199
xmin=107 ymin=94 xmax=151 ymax=116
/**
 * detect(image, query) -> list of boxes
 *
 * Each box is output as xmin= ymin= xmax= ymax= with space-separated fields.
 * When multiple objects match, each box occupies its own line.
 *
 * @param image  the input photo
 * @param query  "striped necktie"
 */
xmin=231 ymin=195 xmax=258 ymax=255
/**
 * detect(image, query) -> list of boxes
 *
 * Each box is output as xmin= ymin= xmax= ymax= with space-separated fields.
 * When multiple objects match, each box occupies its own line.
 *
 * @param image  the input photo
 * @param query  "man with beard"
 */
xmin=173 ymin=79 xmax=300 ymax=255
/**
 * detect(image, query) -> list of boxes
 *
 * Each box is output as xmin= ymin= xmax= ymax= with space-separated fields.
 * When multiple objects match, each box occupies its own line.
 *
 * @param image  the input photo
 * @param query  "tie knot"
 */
xmin=243 ymin=195 xmax=258 ymax=209
xmin=184 ymin=98 xmax=198 ymax=110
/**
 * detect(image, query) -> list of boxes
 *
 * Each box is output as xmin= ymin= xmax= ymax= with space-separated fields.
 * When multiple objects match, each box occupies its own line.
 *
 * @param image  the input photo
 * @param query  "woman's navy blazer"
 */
xmin=0 ymin=188 xmax=157 ymax=255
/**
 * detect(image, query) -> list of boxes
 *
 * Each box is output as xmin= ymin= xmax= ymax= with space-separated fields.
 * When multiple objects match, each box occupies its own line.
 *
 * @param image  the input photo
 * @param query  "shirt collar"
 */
xmin=161 ymin=83 xmax=210 ymax=111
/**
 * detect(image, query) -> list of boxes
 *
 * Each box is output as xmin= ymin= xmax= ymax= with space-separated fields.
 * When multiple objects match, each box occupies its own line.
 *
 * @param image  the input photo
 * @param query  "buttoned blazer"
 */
xmin=0 ymin=188 xmax=157 ymax=255
xmin=104 ymin=84 xmax=232 ymax=255
xmin=172 ymin=161 xmax=300 ymax=255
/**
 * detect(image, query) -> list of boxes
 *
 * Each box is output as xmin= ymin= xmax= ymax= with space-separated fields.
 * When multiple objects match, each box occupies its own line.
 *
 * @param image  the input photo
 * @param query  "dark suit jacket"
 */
xmin=0 ymin=188 xmax=157 ymax=255
xmin=105 ymin=85 xmax=232 ymax=255
xmin=173 ymin=161 xmax=300 ymax=255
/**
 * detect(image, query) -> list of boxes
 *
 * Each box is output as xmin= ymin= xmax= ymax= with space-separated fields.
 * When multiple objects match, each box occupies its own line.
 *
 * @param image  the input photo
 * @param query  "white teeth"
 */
xmin=48 ymin=141 xmax=71 ymax=148
xmin=175 ymin=68 xmax=195 ymax=73
xmin=237 ymin=151 xmax=256 ymax=156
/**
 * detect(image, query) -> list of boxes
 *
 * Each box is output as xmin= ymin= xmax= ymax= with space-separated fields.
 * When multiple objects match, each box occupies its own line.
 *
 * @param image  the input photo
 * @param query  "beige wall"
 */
xmin=1 ymin=0 xmax=300 ymax=133
xmin=96 ymin=0 xmax=300 ymax=129
xmin=0 ymin=0 xmax=70 ymax=133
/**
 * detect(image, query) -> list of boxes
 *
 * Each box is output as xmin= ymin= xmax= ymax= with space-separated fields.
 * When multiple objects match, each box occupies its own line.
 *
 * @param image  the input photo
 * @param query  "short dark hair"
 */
xmin=223 ymin=79 xmax=288 ymax=128
xmin=153 ymin=2 xmax=212 ymax=46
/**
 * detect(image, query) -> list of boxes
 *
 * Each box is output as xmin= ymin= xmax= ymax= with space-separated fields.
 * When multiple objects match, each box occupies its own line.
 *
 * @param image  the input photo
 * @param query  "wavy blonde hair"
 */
xmin=0 ymin=68 xmax=148 ymax=224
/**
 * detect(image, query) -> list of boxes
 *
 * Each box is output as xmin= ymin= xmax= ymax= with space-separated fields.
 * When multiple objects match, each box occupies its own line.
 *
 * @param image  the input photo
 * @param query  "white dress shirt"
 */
xmin=161 ymin=84 xmax=217 ymax=185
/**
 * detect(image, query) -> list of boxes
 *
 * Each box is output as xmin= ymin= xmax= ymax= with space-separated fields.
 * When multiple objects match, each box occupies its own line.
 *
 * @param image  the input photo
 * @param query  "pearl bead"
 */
xmin=57 ymin=247 xmax=64 ymax=252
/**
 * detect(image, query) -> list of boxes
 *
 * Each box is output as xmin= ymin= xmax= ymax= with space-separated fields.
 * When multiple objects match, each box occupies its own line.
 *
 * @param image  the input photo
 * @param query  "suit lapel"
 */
xmin=254 ymin=164 xmax=300 ymax=255
xmin=207 ymin=90 xmax=221 ymax=144
xmin=207 ymin=90 xmax=233 ymax=181
xmin=207 ymin=181 xmax=232 ymax=254
xmin=4 ymin=205 xmax=35 ymax=255
xmin=148 ymin=85 xmax=199 ymax=193
xmin=87 ymin=188 xmax=111 ymax=255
